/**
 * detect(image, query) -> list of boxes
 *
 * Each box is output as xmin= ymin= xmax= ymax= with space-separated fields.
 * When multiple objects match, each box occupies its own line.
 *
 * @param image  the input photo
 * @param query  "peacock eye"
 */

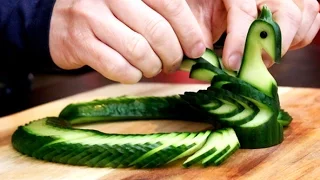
xmin=260 ymin=31 xmax=268 ymax=39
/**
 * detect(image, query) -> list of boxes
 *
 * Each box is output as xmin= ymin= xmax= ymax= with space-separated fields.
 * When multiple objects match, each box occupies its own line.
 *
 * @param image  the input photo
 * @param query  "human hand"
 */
xmin=187 ymin=0 xmax=320 ymax=70
xmin=49 ymin=0 xmax=206 ymax=83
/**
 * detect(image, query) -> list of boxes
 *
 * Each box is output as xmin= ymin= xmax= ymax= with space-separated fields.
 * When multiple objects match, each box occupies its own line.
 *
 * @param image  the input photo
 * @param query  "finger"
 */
xmin=292 ymin=0 xmax=305 ymax=10
xmin=290 ymin=13 xmax=320 ymax=50
xmin=291 ymin=0 xmax=319 ymax=47
xmin=88 ymin=2 xmax=162 ymax=78
xmin=143 ymin=0 xmax=206 ymax=59
xmin=108 ymin=0 xmax=182 ymax=74
xmin=222 ymin=0 xmax=258 ymax=71
xmin=186 ymin=0 xmax=213 ymax=48
xmin=81 ymin=38 xmax=142 ymax=84
xmin=211 ymin=0 xmax=228 ymax=44
xmin=257 ymin=0 xmax=302 ymax=56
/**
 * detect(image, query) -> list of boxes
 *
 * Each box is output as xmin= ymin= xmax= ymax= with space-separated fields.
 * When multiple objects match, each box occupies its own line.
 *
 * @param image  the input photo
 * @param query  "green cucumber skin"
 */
xmin=237 ymin=6 xmax=281 ymax=98
xmin=181 ymin=89 xmax=244 ymax=119
xmin=211 ymin=74 xmax=280 ymax=113
xmin=59 ymin=96 xmax=208 ymax=125
xmin=209 ymin=87 xmax=259 ymax=126
xmin=11 ymin=6 xmax=291 ymax=170
xmin=234 ymin=115 xmax=283 ymax=149
xmin=189 ymin=62 xmax=227 ymax=82
xmin=12 ymin=117 xmax=216 ymax=168
xmin=12 ymin=126 xmax=57 ymax=156
xmin=180 ymin=48 xmax=220 ymax=72
xmin=278 ymin=109 xmax=293 ymax=127
xmin=218 ymin=83 xmax=283 ymax=148
xmin=199 ymin=90 xmax=244 ymax=118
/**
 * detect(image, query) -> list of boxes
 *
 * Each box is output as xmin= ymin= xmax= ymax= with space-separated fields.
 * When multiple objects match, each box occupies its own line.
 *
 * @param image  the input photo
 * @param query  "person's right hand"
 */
xmin=49 ymin=0 xmax=206 ymax=83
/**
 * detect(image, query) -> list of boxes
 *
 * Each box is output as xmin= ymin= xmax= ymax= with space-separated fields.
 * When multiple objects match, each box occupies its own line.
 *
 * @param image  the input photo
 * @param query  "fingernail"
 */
xmin=191 ymin=42 xmax=206 ymax=58
xmin=228 ymin=53 xmax=242 ymax=71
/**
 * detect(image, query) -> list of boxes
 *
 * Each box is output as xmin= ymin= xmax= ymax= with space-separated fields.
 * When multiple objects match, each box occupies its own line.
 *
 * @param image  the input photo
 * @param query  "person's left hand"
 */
xmin=187 ymin=0 xmax=320 ymax=70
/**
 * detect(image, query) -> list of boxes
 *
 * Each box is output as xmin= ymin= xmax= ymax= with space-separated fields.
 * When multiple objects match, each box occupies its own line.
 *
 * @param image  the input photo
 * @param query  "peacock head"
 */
xmin=247 ymin=5 xmax=282 ymax=64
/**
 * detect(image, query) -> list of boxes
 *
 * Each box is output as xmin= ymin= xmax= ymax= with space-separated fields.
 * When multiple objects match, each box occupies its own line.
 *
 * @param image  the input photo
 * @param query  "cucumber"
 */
xmin=238 ymin=5 xmax=281 ymax=98
xmin=181 ymin=91 xmax=222 ymax=111
xmin=11 ymin=5 xmax=292 ymax=169
xmin=183 ymin=128 xmax=239 ymax=167
xmin=218 ymin=57 xmax=237 ymax=77
xmin=208 ymin=87 xmax=259 ymax=126
xmin=189 ymin=62 xmax=226 ymax=82
xmin=12 ymin=117 xmax=215 ymax=168
xmin=59 ymin=95 xmax=206 ymax=125
xmin=180 ymin=48 xmax=220 ymax=72
xmin=221 ymin=83 xmax=283 ymax=148
xmin=181 ymin=89 xmax=244 ymax=119
xmin=278 ymin=109 xmax=293 ymax=127
xmin=202 ymin=128 xmax=240 ymax=166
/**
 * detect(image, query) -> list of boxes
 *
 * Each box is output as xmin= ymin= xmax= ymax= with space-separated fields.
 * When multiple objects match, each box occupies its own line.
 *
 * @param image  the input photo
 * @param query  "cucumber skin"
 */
xmin=278 ymin=109 xmax=293 ymax=127
xmin=12 ymin=126 xmax=57 ymax=156
xmin=234 ymin=115 xmax=283 ymax=149
xmin=218 ymin=83 xmax=283 ymax=148
xmin=12 ymin=117 xmax=214 ymax=168
xmin=59 ymin=96 xmax=208 ymax=125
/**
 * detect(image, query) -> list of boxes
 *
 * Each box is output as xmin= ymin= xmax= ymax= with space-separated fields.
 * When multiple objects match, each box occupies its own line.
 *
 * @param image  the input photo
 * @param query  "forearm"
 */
xmin=0 ymin=0 xmax=57 ymax=72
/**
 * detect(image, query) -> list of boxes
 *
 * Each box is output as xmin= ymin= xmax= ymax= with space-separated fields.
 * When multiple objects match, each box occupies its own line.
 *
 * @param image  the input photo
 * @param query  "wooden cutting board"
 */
xmin=0 ymin=83 xmax=319 ymax=180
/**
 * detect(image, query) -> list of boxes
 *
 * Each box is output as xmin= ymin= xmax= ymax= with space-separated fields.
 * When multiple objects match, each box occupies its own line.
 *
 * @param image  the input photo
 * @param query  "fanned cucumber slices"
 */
xmin=11 ymin=5 xmax=292 ymax=168
xmin=12 ymin=117 xmax=238 ymax=168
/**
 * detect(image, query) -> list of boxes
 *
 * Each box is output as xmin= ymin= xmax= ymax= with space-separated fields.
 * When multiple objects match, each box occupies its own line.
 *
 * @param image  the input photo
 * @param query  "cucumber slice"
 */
xmin=189 ymin=62 xmax=226 ymax=82
xmin=168 ymin=130 xmax=212 ymax=163
xmin=200 ymin=89 xmax=244 ymax=118
xmin=59 ymin=95 xmax=205 ymax=125
xmin=207 ymin=87 xmax=259 ymax=126
xmin=277 ymin=109 xmax=293 ymax=127
xmin=202 ymin=128 xmax=239 ymax=166
xmin=222 ymin=83 xmax=283 ymax=148
xmin=12 ymin=117 xmax=214 ymax=168
xmin=183 ymin=128 xmax=239 ymax=167
xmin=201 ymin=48 xmax=221 ymax=68
xmin=180 ymin=48 xmax=220 ymax=72
xmin=183 ymin=131 xmax=220 ymax=167
xmin=201 ymin=129 xmax=231 ymax=165
xmin=218 ymin=57 xmax=237 ymax=77
xmin=180 ymin=91 xmax=222 ymax=111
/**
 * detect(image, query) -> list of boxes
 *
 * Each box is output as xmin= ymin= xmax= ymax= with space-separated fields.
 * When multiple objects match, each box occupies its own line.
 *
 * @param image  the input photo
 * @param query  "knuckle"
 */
xmin=126 ymin=34 xmax=148 ymax=60
xmin=284 ymin=3 xmax=302 ymax=27
xmin=146 ymin=62 xmax=162 ymax=78
xmin=68 ymin=27 xmax=85 ymax=42
xmin=69 ymin=0 xmax=89 ymax=17
xmin=166 ymin=52 xmax=183 ymax=72
xmin=145 ymin=19 xmax=171 ymax=45
xmin=107 ymin=61 xmax=126 ymax=79
xmin=160 ymin=0 xmax=185 ymax=16
xmin=117 ymin=64 xmax=141 ymax=83
xmin=305 ymin=0 xmax=320 ymax=15
xmin=237 ymin=2 xmax=257 ymax=19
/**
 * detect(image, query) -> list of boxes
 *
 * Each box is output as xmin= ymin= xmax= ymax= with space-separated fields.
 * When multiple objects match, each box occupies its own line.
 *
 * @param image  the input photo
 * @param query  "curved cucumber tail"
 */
xmin=12 ymin=117 xmax=212 ymax=168
xmin=59 ymin=95 xmax=210 ymax=125
xmin=12 ymin=117 xmax=239 ymax=168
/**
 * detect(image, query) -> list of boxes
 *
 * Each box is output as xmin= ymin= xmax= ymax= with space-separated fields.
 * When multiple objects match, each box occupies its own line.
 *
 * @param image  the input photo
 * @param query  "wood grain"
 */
xmin=0 ymin=83 xmax=319 ymax=180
